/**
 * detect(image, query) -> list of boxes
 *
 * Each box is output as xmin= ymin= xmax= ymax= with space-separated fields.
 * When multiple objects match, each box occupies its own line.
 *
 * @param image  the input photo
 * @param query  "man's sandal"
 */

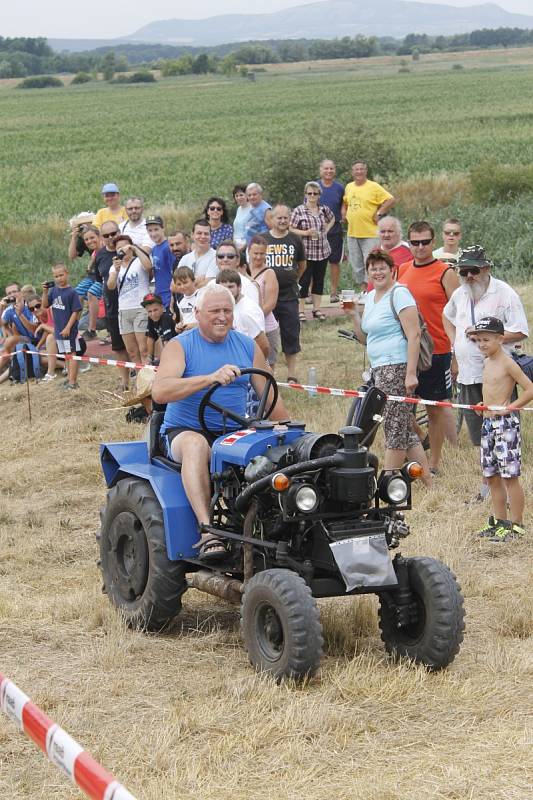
xmin=312 ymin=309 xmax=326 ymax=320
xmin=194 ymin=534 xmax=227 ymax=563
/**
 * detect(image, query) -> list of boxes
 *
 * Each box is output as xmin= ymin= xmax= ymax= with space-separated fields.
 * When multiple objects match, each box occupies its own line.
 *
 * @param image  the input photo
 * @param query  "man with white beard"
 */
xmin=443 ymin=245 xmax=528 ymax=496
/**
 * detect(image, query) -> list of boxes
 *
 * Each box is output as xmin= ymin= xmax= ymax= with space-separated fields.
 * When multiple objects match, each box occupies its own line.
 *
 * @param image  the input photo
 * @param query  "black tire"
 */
xmin=378 ymin=557 xmax=465 ymax=671
xmin=241 ymin=569 xmax=323 ymax=681
xmin=99 ymin=478 xmax=187 ymax=631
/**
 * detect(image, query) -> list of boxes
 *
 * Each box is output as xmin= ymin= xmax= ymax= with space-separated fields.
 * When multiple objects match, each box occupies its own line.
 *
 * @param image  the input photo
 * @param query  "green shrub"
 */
xmin=452 ymin=63 xmax=464 ymax=70
xmin=128 ymin=71 xmax=156 ymax=83
xmin=256 ymin=125 xmax=399 ymax=208
xmin=470 ymin=161 xmax=533 ymax=203
xmin=398 ymin=67 xmax=410 ymax=73
xmin=17 ymin=75 xmax=63 ymax=89
xmin=111 ymin=71 xmax=156 ymax=84
xmin=71 ymin=72 xmax=92 ymax=85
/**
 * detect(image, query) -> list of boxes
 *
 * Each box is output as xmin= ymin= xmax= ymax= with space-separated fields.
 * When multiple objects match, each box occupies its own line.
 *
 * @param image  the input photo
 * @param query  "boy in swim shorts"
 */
xmin=469 ymin=317 xmax=533 ymax=542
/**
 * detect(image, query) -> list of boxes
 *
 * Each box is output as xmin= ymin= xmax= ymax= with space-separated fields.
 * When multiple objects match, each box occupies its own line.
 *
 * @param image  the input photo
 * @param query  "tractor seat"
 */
xmin=346 ymin=385 xmax=387 ymax=448
xmin=149 ymin=410 xmax=182 ymax=473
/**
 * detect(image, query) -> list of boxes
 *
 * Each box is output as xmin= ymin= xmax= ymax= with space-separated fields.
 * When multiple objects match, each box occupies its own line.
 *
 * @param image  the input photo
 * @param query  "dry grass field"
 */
xmin=0 ymin=291 xmax=532 ymax=799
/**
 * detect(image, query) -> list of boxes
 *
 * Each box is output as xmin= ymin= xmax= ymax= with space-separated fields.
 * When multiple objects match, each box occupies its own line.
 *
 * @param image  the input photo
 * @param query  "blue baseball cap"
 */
xmin=101 ymin=182 xmax=120 ymax=194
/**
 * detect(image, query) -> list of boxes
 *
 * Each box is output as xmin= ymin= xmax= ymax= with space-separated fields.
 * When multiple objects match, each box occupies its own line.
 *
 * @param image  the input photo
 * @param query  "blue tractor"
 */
xmin=98 ymin=369 xmax=464 ymax=681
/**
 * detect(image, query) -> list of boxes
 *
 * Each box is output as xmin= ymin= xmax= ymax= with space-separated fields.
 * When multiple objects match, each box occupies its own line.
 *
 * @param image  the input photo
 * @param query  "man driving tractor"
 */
xmin=152 ymin=282 xmax=288 ymax=561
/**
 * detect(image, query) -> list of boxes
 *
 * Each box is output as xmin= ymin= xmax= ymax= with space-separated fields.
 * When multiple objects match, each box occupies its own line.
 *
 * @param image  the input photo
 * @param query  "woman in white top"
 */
xmin=232 ymin=184 xmax=252 ymax=251
xmin=107 ymin=233 xmax=152 ymax=365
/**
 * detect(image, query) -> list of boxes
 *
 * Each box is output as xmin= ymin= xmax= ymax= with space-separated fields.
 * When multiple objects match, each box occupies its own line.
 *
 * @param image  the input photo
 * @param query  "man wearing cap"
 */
xmin=443 ymin=246 xmax=528 ymax=483
xmin=146 ymin=215 xmax=174 ymax=309
xmin=119 ymin=197 xmax=152 ymax=251
xmin=93 ymin=183 xmax=127 ymax=230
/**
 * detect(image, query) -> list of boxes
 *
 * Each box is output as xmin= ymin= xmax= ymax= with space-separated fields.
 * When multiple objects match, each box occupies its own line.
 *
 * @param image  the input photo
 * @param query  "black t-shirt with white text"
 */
xmin=146 ymin=310 xmax=176 ymax=342
xmin=263 ymin=232 xmax=305 ymax=302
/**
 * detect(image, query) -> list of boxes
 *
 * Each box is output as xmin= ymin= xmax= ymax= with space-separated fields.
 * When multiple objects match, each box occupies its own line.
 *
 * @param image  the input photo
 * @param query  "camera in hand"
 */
xmin=3 ymin=296 xmax=16 ymax=304
xmin=116 ymin=249 xmax=126 ymax=259
xmin=44 ymin=281 xmax=55 ymax=289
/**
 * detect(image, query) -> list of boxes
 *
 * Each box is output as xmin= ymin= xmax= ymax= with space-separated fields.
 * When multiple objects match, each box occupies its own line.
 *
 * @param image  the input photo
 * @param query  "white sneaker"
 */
xmin=42 ymin=373 xmax=57 ymax=383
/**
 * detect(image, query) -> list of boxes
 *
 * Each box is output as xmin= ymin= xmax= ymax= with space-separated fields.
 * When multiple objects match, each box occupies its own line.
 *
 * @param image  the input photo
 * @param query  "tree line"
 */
xmin=1 ymin=27 xmax=532 ymax=79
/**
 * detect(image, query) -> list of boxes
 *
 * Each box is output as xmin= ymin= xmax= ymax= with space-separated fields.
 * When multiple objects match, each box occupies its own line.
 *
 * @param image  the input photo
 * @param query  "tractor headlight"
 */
xmin=378 ymin=473 xmax=409 ymax=505
xmin=294 ymin=485 xmax=319 ymax=513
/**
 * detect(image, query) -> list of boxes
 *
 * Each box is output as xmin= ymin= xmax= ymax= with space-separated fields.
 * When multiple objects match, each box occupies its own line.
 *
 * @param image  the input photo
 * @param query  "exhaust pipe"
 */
xmin=187 ymin=570 xmax=244 ymax=604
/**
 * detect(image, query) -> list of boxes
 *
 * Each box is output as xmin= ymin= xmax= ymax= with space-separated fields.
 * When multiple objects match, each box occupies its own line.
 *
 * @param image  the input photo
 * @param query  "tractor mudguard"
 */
xmin=100 ymin=441 xmax=198 ymax=560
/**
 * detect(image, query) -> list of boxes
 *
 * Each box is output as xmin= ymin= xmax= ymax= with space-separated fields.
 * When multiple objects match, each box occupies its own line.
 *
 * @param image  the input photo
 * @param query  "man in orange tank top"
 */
xmin=398 ymin=221 xmax=460 ymax=474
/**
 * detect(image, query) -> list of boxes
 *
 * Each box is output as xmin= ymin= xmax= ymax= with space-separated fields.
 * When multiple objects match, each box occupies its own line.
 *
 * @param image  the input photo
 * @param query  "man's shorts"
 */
xmin=119 ymin=307 xmax=148 ymax=335
xmin=458 ymin=383 xmax=483 ymax=445
xmin=75 ymin=278 xmax=103 ymax=299
xmin=162 ymin=426 xmax=224 ymax=461
xmin=480 ymin=412 xmax=521 ymax=478
xmin=417 ymin=353 xmax=452 ymax=402
xmin=106 ymin=315 xmax=125 ymax=352
xmin=327 ymin=227 xmax=344 ymax=264
xmin=56 ymin=336 xmax=86 ymax=356
xmin=273 ymin=299 xmax=300 ymax=356
xmin=266 ymin=328 xmax=280 ymax=367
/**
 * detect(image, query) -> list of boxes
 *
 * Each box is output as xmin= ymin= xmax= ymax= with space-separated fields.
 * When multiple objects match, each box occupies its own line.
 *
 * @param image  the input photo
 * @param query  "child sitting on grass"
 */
xmin=470 ymin=317 xmax=533 ymax=542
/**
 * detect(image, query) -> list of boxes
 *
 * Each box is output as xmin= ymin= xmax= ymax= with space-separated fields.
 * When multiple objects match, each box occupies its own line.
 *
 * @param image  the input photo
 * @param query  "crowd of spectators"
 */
xmin=1 ymin=162 xmax=531 ymax=539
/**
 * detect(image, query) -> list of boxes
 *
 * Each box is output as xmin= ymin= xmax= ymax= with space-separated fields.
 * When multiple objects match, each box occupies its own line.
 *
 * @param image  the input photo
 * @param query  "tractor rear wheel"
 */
xmin=241 ymin=569 xmax=323 ymax=681
xmin=99 ymin=478 xmax=187 ymax=631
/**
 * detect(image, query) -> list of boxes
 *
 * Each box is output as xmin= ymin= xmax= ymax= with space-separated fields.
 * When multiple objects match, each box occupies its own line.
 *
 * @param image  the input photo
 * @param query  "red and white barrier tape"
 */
xmin=2 ymin=348 xmax=532 ymax=412
xmin=276 ymin=380 xmax=533 ymax=413
xmin=0 ymin=673 xmax=137 ymax=800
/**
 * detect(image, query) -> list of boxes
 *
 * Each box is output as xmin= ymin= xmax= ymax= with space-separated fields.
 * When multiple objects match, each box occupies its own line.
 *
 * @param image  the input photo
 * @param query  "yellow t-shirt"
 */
xmin=343 ymin=180 xmax=393 ymax=238
xmin=92 ymin=206 xmax=127 ymax=230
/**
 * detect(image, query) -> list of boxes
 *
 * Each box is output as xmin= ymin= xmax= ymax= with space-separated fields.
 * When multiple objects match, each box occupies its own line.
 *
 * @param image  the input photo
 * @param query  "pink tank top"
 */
xmin=253 ymin=269 xmax=279 ymax=333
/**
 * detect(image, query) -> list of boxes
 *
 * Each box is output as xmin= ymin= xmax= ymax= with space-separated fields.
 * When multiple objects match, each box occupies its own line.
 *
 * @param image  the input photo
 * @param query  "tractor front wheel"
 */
xmin=241 ymin=569 xmax=323 ymax=681
xmin=378 ymin=556 xmax=465 ymax=671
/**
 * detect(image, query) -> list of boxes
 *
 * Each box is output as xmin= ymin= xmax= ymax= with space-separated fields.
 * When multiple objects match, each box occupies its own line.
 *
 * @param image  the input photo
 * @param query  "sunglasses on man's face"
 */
xmin=306 ymin=192 xmax=320 ymax=196
xmin=102 ymin=232 xmax=117 ymax=239
xmin=409 ymin=238 xmax=432 ymax=247
xmin=217 ymin=253 xmax=237 ymax=260
xmin=458 ymin=267 xmax=481 ymax=277
xmin=444 ymin=230 xmax=461 ymax=236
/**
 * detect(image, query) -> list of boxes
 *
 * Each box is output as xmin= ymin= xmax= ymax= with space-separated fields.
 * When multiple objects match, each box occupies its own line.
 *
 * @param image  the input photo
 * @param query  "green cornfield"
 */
xmin=1 ymin=54 xmax=533 ymax=283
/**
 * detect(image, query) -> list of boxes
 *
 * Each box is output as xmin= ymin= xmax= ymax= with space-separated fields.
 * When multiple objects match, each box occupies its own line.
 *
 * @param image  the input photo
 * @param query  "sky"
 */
xmin=3 ymin=0 xmax=532 ymax=40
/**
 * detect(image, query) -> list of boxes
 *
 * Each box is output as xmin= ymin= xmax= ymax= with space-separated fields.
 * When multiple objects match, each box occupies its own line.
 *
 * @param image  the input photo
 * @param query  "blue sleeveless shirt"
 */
xmin=161 ymin=327 xmax=255 ymax=433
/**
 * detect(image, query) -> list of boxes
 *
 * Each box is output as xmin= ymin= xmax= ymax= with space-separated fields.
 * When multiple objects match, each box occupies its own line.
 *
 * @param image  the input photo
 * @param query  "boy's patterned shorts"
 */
xmin=480 ymin=412 xmax=521 ymax=479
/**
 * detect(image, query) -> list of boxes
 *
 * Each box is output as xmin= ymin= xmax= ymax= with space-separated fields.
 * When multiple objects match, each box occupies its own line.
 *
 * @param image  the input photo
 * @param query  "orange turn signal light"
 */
xmin=406 ymin=461 xmax=424 ymax=480
xmin=271 ymin=473 xmax=291 ymax=492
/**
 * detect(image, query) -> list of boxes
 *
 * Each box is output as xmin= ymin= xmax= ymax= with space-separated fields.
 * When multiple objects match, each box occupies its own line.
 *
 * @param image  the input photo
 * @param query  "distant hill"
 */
xmin=49 ymin=0 xmax=533 ymax=51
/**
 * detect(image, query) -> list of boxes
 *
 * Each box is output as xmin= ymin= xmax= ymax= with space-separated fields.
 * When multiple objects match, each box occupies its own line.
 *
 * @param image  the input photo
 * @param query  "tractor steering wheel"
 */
xmin=198 ymin=367 xmax=279 ymax=436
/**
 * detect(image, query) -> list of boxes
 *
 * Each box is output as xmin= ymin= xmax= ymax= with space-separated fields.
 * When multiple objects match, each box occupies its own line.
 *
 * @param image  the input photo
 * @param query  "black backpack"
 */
xmin=9 ymin=343 xmax=42 ymax=383
xmin=512 ymin=352 xmax=533 ymax=381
